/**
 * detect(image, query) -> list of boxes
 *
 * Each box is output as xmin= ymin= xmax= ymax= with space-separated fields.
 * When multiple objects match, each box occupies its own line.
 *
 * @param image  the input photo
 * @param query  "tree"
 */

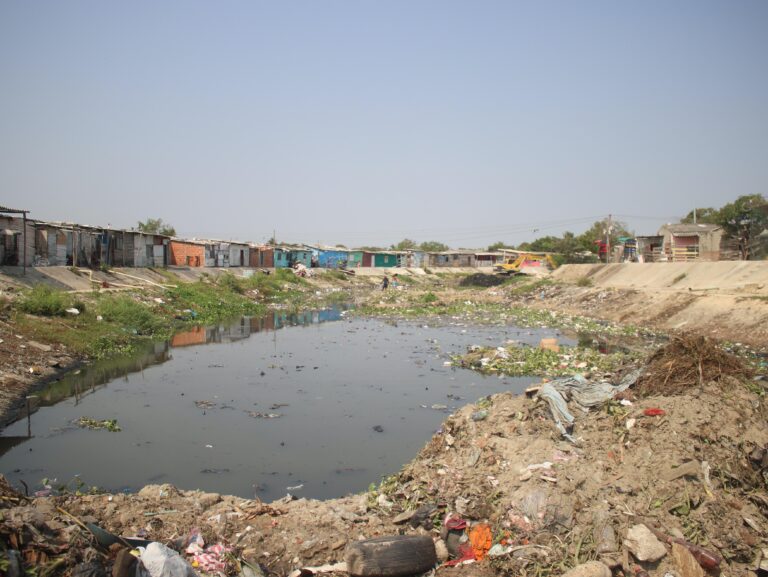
xmin=575 ymin=219 xmax=632 ymax=253
xmin=680 ymin=207 xmax=719 ymax=225
xmin=487 ymin=241 xmax=511 ymax=252
xmin=137 ymin=218 xmax=176 ymax=237
xmin=419 ymin=241 xmax=449 ymax=252
xmin=391 ymin=238 xmax=418 ymax=251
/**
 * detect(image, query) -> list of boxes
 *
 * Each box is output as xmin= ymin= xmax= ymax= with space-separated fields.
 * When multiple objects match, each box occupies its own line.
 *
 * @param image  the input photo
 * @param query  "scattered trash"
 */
xmin=246 ymin=411 xmax=282 ymax=419
xmin=539 ymin=338 xmax=560 ymax=352
xmin=65 ymin=308 xmax=80 ymax=315
xmin=468 ymin=523 xmax=492 ymax=560
xmin=139 ymin=541 xmax=198 ymax=577
xmin=643 ymin=407 xmax=666 ymax=417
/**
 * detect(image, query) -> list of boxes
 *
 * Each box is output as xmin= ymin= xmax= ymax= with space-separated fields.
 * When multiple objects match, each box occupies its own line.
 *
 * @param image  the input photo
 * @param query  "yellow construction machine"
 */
xmin=494 ymin=252 xmax=558 ymax=275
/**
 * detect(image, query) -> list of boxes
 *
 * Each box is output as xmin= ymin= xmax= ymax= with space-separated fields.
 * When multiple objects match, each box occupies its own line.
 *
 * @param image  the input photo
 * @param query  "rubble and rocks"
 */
xmin=624 ymin=524 xmax=666 ymax=562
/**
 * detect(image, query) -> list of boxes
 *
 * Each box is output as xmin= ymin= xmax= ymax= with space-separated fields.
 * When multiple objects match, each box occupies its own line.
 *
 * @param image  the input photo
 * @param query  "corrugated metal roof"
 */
xmin=661 ymin=223 xmax=721 ymax=233
xmin=0 ymin=206 xmax=29 ymax=213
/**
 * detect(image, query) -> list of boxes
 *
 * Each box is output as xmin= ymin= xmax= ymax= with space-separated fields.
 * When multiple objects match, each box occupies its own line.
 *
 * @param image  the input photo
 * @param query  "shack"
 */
xmin=169 ymin=239 xmax=214 ymax=267
xmin=473 ymin=252 xmax=504 ymax=267
xmin=32 ymin=222 xmax=168 ymax=268
xmin=0 ymin=208 xmax=33 ymax=270
xmin=249 ymin=245 xmax=274 ymax=268
xmin=346 ymin=250 xmax=370 ymax=267
xmin=288 ymin=247 xmax=313 ymax=268
xmin=426 ymin=251 xmax=476 ymax=267
xmin=658 ymin=223 xmax=723 ymax=262
xmin=635 ymin=236 xmax=664 ymax=262
xmin=306 ymin=245 xmax=350 ymax=268
xmin=373 ymin=251 xmax=399 ymax=268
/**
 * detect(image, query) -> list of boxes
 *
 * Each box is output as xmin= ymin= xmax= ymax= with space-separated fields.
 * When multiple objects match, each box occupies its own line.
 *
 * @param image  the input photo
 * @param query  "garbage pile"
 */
xmin=458 ymin=274 xmax=508 ymax=288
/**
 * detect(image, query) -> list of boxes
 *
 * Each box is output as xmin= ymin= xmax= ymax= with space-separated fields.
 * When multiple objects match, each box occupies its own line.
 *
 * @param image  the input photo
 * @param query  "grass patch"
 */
xmin=576 ymin=276 xmax=593 ymax=287
xmin=97 ymin=295 xmax=165 ymax=336
xmin=18 ymin=285 xmax=80 ymax=317
xmin=507 ymin=278 xmax=554 ymax=295
xmin=323 ymin=270 xmax=352 ymax=282
xmin=166 ymin=280 xmax=264 ymax=323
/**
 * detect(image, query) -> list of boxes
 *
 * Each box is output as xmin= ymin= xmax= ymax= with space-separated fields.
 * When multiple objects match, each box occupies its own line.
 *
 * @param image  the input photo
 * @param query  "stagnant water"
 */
xmin=1 ymin=309 xmax=570 ymax=502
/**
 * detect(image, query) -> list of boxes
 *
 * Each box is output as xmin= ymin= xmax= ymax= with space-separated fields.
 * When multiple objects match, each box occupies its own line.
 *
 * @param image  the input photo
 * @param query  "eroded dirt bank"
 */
xmin=538 ymin=262 xmax=768 ymax=346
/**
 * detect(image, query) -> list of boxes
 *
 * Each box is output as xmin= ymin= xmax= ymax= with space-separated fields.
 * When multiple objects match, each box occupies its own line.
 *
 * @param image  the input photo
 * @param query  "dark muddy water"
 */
xmin=1 ymin=310 xmax=570 ymax=501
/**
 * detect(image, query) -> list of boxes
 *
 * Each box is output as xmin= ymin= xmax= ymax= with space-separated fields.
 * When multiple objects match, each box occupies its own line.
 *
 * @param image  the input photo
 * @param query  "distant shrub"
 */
xmin=576 ymin=277 xmax=593 ymax=287
xmin=18 ymin=285 xmax=71 ymax=317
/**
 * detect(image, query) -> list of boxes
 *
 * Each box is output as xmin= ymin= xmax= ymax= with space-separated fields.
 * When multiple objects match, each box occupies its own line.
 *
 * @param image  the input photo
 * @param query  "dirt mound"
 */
xmin=636 ymin=334 xmax=754 ymax=396
xmin=459 ymin=273 xmax=507 ymax=288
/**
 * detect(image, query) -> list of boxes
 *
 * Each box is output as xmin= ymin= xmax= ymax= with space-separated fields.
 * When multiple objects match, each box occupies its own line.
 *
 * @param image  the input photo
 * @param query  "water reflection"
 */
xmin=6 ymin=308 xmax=348 ymax=427
xmin=170 ymin=308 xmax=346 ymax=347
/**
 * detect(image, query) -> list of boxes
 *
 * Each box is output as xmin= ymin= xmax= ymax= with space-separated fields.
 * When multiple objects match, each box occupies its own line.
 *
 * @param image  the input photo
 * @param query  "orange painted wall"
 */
xmin=169 ymin=241 xmax=205 ymax=267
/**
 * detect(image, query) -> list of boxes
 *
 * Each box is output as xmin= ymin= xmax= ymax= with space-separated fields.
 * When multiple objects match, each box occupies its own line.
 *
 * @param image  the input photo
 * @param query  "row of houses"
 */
xmin=0 ymin=208 xmax=510 ymax=271
xmin=167 ymin=242 xmax=509 ymax=270
xmin=4 ymin=205 xmax=761 ymax=272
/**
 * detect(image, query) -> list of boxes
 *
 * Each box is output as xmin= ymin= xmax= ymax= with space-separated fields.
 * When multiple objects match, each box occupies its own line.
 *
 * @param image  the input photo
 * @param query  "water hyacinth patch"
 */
xmin=75 ymin=417 xmax=122 ymax=432
xmin=455 ymin=344 xmax=636 ymax=377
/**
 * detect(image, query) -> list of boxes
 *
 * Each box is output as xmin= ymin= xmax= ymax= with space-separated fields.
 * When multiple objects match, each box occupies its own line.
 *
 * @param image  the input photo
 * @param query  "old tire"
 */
xmin=346 ymin=535 xmax=437 ymax=577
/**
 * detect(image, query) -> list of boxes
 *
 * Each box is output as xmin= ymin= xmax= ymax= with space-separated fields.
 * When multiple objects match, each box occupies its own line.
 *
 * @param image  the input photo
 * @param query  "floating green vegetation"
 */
xmin=456 ymin=344 xmax=637 ymax=377
xmin=76 ymin=417 xmax=121 ymax=432
xmin=359 ymin=295 xmax=656 ymax=339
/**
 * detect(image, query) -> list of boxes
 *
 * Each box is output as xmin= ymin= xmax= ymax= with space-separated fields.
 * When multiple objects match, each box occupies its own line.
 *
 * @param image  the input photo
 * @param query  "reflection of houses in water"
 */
xmin=169 ymin=307 xmax=348 ymax=348
xmin=6 ymin=341 xmax=172 ymax=430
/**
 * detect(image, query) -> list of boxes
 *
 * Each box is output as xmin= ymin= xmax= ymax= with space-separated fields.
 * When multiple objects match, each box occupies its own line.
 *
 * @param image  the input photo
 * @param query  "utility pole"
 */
xmin=605 ymin=214 xmax=612 ymax=263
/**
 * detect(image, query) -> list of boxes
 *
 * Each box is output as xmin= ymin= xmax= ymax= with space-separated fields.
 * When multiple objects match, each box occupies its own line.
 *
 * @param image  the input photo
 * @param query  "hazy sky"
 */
xmin=1 ymin=1 xmax=766 ymax=248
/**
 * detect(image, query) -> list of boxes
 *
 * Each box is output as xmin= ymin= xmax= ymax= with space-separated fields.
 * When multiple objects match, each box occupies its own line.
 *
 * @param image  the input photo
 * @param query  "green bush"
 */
xmin=421 ymin=292 xmax=438 ymax=303
xmin=576 ymin=277 xmax=593 ymax=287
xmin=98 ymin=295 xmax=162 ymax=335
xmin=18 ymin=285 xmax=72 ymax=316
xmin=217 ymin=272 xmax=244 ymax=294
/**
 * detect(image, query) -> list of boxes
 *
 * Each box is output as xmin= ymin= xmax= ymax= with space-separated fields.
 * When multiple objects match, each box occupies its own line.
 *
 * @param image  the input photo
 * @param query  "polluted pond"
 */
xmin=0 ymin=307 xmax=574 ymax=503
